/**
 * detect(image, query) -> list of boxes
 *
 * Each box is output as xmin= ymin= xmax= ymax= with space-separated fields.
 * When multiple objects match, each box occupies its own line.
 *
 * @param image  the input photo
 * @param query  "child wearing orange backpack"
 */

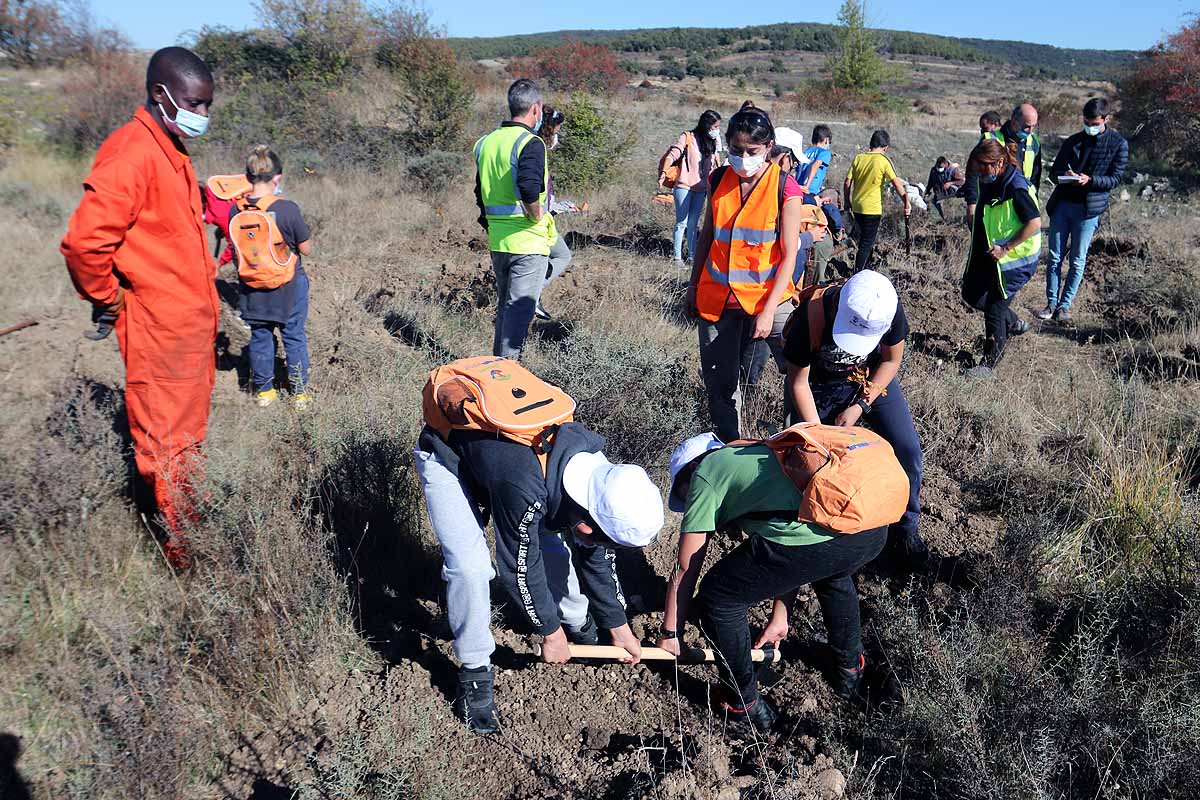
xmin=230 ymin=146 xmax=313 ymax=408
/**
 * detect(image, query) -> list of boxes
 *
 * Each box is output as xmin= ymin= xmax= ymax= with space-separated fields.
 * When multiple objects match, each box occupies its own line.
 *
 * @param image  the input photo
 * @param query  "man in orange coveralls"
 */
xmin=61 ymin=47 xmax=219 ymax=568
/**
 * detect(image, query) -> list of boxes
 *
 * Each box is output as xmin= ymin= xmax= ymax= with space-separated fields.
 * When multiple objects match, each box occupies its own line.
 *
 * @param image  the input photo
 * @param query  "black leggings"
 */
xmin=984 ymin=293 xmax=1020 ymax=367
xmin=853 ymin=213 xmax=882 ymax=271
xmin=697 ymin=528 xmax=886 ymax=705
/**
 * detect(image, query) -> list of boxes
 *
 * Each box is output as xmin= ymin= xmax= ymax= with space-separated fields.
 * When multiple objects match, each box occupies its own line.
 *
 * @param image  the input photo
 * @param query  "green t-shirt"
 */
xmin=679 ymin=444 xmax=836 ymax=547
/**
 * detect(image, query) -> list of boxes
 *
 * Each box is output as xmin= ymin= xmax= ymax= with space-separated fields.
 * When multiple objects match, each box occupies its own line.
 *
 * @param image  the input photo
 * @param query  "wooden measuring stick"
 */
xmin=535 ymin=644 xmax=781 ymax=664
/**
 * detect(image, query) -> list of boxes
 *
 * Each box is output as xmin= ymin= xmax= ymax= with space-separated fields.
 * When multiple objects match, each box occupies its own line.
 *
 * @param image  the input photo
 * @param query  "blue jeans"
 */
xmin=810 ymin=377 xmax=925 ymax=560
xmin=673 ymin=187 xmax=706 ymax=261
xmin=804 ymin=193 xmax=844 ymax=232
xmin=248 ymin=272 xmax=310 ymax=393
xmin=1046 ymin=201 xmax=1101 ymax=310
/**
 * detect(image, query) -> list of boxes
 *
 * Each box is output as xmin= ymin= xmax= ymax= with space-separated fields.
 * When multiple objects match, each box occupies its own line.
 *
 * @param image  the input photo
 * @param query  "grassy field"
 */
xmin=2 ymin=58 xmax=1200 ymax=800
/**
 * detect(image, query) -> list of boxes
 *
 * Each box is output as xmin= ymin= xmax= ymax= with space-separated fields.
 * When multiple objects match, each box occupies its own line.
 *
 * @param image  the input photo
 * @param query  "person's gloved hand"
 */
xmin=84 ymin=288 xmax=123 ymax=341
xmin=105 ymin=287 xmax=125 ymax=316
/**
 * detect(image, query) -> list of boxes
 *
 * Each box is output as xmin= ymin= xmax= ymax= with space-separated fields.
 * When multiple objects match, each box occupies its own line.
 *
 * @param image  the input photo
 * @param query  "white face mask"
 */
xmin=550 ymin=133 xmax=559 ymax=150
xmin=157 ymin=84 xmax=209 ymax=139
xmin=1083 ymin=124 xmax=1103 ymax=136
xmin=709 ymin=128 xmax=720 ymax=141
xmin=728 ymin=152 xmax=764 ymax=178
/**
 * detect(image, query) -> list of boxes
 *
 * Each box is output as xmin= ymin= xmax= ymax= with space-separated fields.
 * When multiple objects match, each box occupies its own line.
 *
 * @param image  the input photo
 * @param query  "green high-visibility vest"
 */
xmin=474 ymin=125 xmax=552 ymax=255
xmin=982 ymin=129 xmax=1040 ymax=204
xmin=980 ymin=176 xmax=1041 ymax=299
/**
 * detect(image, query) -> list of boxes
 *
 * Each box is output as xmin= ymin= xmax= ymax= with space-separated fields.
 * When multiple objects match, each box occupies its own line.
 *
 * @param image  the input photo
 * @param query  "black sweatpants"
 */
xmin=697 ymin=528 xmax=887 ymax=705
xmin=983 ymin=293 xmax=1021 ymax=367
xmin=853 ymin=212 xmax=882 ymax=272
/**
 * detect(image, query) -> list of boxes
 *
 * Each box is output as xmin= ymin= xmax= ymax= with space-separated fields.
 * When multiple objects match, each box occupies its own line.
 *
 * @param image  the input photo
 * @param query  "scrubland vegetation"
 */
xmin=2 ymin=2 xmax=1200 ymax=798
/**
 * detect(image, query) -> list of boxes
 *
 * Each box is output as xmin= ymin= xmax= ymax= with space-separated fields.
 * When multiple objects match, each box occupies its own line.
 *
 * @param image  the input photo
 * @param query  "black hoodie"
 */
xmin=417 ymin=423 xmax=628 ymax=634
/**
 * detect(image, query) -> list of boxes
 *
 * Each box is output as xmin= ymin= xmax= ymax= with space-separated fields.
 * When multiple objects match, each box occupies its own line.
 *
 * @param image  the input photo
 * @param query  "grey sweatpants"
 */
xmin=413 ymin=447 xmax=589 ymax=669
xmin=491 ymin=250 xmax=549 ymax=359
xmin=547 ymin=234 xmax=573 ymax=283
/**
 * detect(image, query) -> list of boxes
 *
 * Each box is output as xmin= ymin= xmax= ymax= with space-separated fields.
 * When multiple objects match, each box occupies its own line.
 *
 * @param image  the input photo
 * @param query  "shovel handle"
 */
xmin=534 ymin=644 xmax=781 ymax=664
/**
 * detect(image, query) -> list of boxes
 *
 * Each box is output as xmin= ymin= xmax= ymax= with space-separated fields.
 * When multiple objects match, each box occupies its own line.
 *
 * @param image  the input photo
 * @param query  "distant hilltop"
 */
xmin=450 ymin=22 xmax=1139 ymax=80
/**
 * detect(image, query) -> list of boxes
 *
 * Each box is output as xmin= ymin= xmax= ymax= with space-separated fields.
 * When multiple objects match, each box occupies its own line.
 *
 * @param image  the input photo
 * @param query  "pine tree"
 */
xmin=830 ymin=0 xmax=884 ymax=91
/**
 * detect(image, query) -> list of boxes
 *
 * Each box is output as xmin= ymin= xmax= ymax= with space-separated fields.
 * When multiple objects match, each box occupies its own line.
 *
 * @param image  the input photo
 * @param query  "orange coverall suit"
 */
xmin=61 ymin=106 xmax=219 ymax=538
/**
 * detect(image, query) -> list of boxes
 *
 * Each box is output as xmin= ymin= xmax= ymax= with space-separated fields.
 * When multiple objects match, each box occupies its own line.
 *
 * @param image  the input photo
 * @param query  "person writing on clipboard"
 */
xmin=1037 ymin=97 xmax=1128 ymax=324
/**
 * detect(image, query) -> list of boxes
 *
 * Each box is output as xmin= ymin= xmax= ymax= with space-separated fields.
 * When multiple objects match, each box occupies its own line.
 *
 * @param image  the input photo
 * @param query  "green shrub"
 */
xmin=47 ymin=52 xmax=144 ymax=154
xmin=376 ymin=37 xmax=474 ymax=153
xmin=550 ymin=93 xmax=634 ymax=194
xmin=405 ymin=150 xmax=463 ymax=194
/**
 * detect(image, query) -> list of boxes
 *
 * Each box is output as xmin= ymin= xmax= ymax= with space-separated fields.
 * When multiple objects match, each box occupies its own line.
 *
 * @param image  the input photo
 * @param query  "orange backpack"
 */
xmin=230 ymin=194 xmax=297 ymax=290
xmin=658 ymin=132 xmax=694 ymax=189
xmin=760 ymin=422 xmax=909 ymax=534
xmin=206 ymin=174 xmax=252 ymax=201
xmin=422 ymin=357 xmax=576 ymax=468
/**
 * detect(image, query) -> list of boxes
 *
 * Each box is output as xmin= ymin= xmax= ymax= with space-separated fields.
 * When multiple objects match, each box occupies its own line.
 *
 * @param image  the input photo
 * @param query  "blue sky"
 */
xmin=94 ymin=0 xmax=1192 ymax=53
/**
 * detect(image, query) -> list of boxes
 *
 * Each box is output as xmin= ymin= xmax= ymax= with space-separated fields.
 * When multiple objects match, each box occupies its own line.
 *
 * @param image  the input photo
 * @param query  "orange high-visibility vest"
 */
xmin=696 ymin=164 xmax=789 ymax=323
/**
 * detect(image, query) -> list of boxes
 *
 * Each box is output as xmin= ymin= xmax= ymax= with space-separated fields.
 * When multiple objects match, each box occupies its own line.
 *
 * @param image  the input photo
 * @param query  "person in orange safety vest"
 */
xmin=60 ymin=47 xmax=219 ymax=569
xmin=684 ymin=104 xmax=806 ymax=443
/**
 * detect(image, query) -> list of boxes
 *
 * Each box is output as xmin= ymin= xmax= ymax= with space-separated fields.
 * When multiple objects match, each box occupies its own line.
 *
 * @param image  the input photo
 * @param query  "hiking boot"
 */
xmin=565 ymin=614 xmax=599 ymax=646
xmin=254 ymin=388 xmax=278 ymax=407
xmin=534 ymin=301 xmax=553 ymax=321
xmin=831 ymin=652 xmax=866 ymax=701
xmin=1053 ymin=306 xmax=1072 ymax=323
xmin=1009 ymin=317 xmax=1031 ymax=337
xmin=455 ymin=666 xmax=500 ymax=735
xmin=1035 ymin=305 xmax=1056 ymax=321
xmin=714 ymin=688 xmax=778 ymax=733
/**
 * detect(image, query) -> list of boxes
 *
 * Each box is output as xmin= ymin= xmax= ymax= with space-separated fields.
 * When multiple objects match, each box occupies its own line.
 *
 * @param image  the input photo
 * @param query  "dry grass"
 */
xmin=2 ymin=60 xmax=1200 ymax=800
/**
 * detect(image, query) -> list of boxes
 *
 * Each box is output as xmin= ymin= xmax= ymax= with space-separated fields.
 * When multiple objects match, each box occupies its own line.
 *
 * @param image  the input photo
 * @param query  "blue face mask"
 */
xmin=980 ymin=173 xmax=999 ymax=184
xmin=1083 ymin=124 xmax=1103 ymax=136
xmin=272 ymin=181 xmax=283 ymax=196
xmin=158 ymin=84 xmax=209 ymax=139
xmin=1016 ymin=129 xmax=1030 ymax=141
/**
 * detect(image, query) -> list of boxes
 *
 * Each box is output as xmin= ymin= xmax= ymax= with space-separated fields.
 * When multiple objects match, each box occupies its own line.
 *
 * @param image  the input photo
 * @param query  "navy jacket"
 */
xmin=1047 ymin=128 xmax=1128 ymax=219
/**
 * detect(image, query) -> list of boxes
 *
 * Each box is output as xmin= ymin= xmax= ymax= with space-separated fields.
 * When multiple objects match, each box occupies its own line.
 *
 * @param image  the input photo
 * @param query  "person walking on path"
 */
xmin=1038 ymin=97 xmax=1128 ymax=324
xmin=844 ymin=130 xmax=911 ymax=272
xmin=231 ymin=146 xmax=313 ymax=408
xmin=686 ymin=104 xmax=806 ymax=443
xmin=659 ymin=110 xmax=723 ymax=265
xmin=961 ymin=139 xmax=1041 ymax=375
xmin=1000 ymin=103 xmax=1043 ymax=198
xmin=656 ymin=433 xmax=888 ymax=730
xmin=474 ymin=79 xmax=554 ymax=359
xmin=783 ymin=271 xmax=929 ymax=572
xmin=61 ymin=47 xmax=219 ymax=570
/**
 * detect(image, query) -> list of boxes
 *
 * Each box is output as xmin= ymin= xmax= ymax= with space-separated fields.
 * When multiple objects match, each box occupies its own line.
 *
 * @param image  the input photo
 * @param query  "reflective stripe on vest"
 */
xmin=475 ymin=125 xmax=552 ymax=255
xmin=981 ymin=171 xmax=1042 ymax=299
xmin=1020 ymin=133 xmax=1039 ymax=182
xmin=696 ymin=164 xmax=788 ymax=322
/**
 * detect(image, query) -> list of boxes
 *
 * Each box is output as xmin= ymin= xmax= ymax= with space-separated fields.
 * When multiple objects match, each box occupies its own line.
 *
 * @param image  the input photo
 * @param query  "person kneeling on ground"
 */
xmin=961 ymin=138 xmax=1041 ymax=375
xmin=783 ymin=270 xmax=929 ymax=572
xmin=414 ymin=363 xmax=664 ymax=734
xmin=656 ymin=433 xmax=889 ymax=731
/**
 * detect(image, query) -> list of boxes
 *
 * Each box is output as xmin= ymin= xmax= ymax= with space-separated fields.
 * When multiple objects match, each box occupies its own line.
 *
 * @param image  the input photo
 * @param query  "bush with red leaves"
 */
xmin=509 ymin=40 xmax=627 ymax=95
xmin=1120 ymin=17 xmax=1200 ymax=174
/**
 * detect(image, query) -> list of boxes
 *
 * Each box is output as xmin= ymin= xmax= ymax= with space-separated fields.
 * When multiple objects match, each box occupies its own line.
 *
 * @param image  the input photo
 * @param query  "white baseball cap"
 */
xmin=773 ymin=127 xmax=810 ymax=164
xmin=562 ymin=451 xmax=664 ymax=548
xmin=667 ymin=433 xmax=724 ymax=512
xmin=832 ymin=270 xmax=898 ymax=357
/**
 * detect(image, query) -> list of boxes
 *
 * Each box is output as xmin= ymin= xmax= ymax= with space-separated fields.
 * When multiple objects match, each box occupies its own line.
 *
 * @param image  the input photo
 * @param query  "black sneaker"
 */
xmin=455 ymin=666 xmax=500 ymax=734
xmin=1035 ymin=305 xmax=1055 ymax=321
xmin=565 ymin=614 xmax=599 ymax=646
xmin=534 ymin=301 xmax=553 ymax=321
xmin=831 ymin=652 xmax=866 ymax=701
xmin=1009 ymin=317 xmax=1031 ymax=336
xmin=715 ymin=688 xmax=779 ymax=733
xmin=1053 ymin=306 xmax=1072 ymax=323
